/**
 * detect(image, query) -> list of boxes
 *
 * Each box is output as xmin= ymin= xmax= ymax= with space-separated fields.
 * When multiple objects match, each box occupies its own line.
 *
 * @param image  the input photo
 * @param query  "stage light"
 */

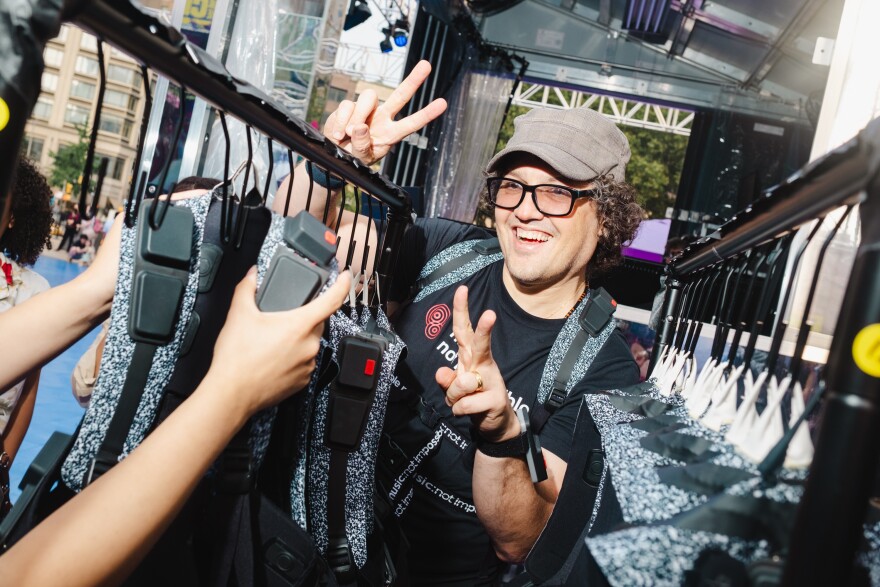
xmin=343 ymin=0 xmax=371 ymax=31
xmin=392 ymin=18 xmax=409 ymax=47
xmin=380 ymin=32 xmax=393 ymax=53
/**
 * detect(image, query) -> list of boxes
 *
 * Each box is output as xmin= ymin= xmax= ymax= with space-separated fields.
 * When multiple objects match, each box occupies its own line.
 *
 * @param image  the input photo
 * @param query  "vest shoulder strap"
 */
xmin=531 ymin=287 xmax=618 ymax=434
xmin=412 ymin=237 xmax=502 ymax=302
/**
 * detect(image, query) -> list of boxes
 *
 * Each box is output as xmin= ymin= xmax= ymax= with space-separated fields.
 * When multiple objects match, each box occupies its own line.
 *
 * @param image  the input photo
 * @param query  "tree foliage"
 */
xmin=48 ymin=125 xmax=90 ymax=192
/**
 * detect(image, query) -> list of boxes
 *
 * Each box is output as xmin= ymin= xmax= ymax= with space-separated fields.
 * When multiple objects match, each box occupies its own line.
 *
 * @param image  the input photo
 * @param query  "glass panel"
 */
xmin=96 ymin=155 xmax=126 ymax=180
xmin=53 ymin=25 xmax=69 ymax=42
xmin=75 ymin=55 xmax=99 ymax=75
xmin=41 ymin=72 xmax=58 ymax=93
xmin=80 ymin=33 xmax=98 ymax=51
xmin=44 ymin=47 xmax=64 ymax=68
xmin=32 ymin=98 xmax=53 ymax=120
xmin=70 ymin=80 xmax=96 ymax=100
xmin=103 ymin=89 xmax=129 ymax=108
xmin=65 ymin=103 xmax=91 ymax=126
xmin=107 ymin=64 xmax=136 ymax=85
xmin=99 ymin=114 xmax=124 ymax=135
xmin=22 ymin=136 xmax=44 ymax=160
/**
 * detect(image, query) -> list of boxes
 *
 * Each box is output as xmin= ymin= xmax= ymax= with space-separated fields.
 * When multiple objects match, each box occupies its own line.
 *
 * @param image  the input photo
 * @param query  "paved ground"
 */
xmin=8 ymin=252 xmax=100 ymax=501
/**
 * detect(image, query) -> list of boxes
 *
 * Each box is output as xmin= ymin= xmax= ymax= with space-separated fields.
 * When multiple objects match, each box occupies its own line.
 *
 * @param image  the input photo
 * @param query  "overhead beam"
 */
xmin=741 ymin=0 xmax=827 ymax=89
xmin=668 ymin=0 xmax=703 ymax=57
xmin=670 ymin=0 xmax=771 ymax=45
xmin=511 ymin=81 xmax=695 ymax=136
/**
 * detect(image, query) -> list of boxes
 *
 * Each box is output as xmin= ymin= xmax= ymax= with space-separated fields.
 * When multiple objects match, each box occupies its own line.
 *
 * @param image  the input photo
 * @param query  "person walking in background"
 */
xmin=0 ymin=158 xmax=53 ymax=513
xmin=58 ymin=203 xmax=80 ymax=251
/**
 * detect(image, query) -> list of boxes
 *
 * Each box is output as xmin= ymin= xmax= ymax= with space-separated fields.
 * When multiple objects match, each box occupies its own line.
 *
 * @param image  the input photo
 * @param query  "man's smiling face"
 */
xmin=493 ymin=155 xmax=602 ymax=292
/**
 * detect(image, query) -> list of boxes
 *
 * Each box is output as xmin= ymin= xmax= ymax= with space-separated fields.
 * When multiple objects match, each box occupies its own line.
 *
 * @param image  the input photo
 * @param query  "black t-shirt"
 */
xmin=385 ymin=218 xmax=639 ymax=586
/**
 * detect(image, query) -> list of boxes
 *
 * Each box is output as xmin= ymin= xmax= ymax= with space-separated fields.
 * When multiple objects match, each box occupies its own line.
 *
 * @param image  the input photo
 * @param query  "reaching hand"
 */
xmin=210 ymin=269 xmax=352 ymax=417
xmin=436 ymin=286 xmax=520 ymax=443
xmin=81 ymin=218 xmax=123 ymax=308
xmin=323 ymin=60 xmax=448 ymax=165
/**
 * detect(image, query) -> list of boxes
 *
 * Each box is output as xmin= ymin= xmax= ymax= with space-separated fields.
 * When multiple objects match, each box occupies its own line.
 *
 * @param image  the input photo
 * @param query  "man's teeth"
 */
xmin=517 ymin=229 xmax=550 ymax=242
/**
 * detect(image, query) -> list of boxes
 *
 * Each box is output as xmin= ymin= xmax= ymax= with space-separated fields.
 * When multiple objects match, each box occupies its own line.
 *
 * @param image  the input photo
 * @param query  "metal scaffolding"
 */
xmin=512 ymin=81 xmax=694 ymax=136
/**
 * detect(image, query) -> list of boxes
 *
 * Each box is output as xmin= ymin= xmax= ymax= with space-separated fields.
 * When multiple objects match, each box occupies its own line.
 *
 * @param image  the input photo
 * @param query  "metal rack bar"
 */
xmin=62 ymin=0 xmax=410 ymax=215
xmin=658 ymin=115 xmax=880 ymax=584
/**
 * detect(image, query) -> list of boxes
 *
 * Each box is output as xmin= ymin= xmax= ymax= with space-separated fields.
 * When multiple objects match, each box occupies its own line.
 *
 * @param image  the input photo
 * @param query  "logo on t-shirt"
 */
xmin=425 ymin=303 xmax=451 ymax=340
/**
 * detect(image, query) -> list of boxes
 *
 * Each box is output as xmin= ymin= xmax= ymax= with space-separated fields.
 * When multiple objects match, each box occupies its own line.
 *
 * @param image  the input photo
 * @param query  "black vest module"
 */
xmin=382 ymin=219 xmax=639 ymax=586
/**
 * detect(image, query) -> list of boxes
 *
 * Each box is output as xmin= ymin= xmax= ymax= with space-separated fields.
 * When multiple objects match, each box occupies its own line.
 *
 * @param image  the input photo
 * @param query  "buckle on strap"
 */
xmin=85 ymin=452 xmax=117 ymax=487
xmin=327 ymin=534 xmax=358 ymax=584
xmin=545 ymin=385 xmax=567 ymax=413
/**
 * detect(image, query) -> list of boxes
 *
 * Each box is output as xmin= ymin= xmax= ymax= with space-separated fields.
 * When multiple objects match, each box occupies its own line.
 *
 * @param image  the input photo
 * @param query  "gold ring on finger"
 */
xmin=471 ymin=370 xmax=484 ymax=392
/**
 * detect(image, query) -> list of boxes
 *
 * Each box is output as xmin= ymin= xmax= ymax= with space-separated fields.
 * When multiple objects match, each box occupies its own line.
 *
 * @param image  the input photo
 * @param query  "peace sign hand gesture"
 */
xmin=323 ymin=60 xmax=448 ymax=165
xmin=436 ymin=286 xmax=521 ymax=443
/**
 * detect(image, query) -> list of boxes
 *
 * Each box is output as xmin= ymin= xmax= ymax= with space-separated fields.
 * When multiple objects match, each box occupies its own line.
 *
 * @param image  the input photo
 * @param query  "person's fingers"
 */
xmin=294 ymin=271 xmax=352 ymax=327
xmin=387 ymin=98 xmax=447 ymax=143
xmin=381 ymin=60 xmax=433 ymax=116
xmin=346 ymin=90 xmax=378 ymax=135
xmin=451 ymin=285 xmax=473 ymax=343
xmin=329 ymin=100 xmax=355 ymax=142
xmin=229 ymin=266 xmax=259 ymax=312
xmin=444 ymin=370 xmax=483 ymax=406
xmin=449 ymin=392 xmax=496 ymax=417
xmin=471 ymin=310 xmax=496 ymax=363
xmin=348 ymin=124 xmax=374 ymax=162
xmin=435 ymin=366 xmax=456 ymax=391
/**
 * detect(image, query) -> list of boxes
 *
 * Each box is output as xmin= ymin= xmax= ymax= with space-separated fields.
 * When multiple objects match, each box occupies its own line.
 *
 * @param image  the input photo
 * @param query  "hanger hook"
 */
xmin=150 ymin=84 xmax=186 ymax=230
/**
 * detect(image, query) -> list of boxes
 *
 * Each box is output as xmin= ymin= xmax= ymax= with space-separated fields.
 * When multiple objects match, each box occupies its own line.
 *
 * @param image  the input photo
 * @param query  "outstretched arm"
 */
xmin=437 ymin=286 xmax=567 ymax=563
xmin=0 ymin=220 xmax=121 ymax=390
xmin=0 ymin=269 xmax=352 ymax=587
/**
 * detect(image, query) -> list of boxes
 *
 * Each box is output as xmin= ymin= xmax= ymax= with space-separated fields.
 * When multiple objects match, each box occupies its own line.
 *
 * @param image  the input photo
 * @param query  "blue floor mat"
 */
xmin=8 ymin=256 xmax=101 ymax=501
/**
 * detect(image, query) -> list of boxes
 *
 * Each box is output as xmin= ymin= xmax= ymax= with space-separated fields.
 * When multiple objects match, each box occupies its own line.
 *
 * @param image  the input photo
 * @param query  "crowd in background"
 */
xmin=50 ymin=198 xmax=118 ymax=265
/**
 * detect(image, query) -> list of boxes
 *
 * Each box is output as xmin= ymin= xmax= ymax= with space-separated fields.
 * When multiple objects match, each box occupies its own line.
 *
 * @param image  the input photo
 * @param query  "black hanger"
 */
xmin=787 ymin=206 xmax=853 ymax=381
xmin=740 ymin=235 xmax=793 ymax=370
xmin=710 ymin=254 xmax=750 ymax=362
xmin=724 ymin=247 xmax=769 ymax=369
xmin=684 ymin=265 xmax=726 ymax=356
xmin=149 ymin=84 xmax=186 ymax=230
xmin=218 ymin=111 xmax=232 ymax=244
xmin=125 ymin=65 xmax=153 ymax=228
xmin=764 ymin=219 xmax=826 ymax=377
xmin=230 ymin=125 xmax=257 ymax=249
xmin=263 ymin=137 xmax=274 ymax=206
xmin=669 ymin=278 xmax=699 ymax=352
xmin=283 ymin=150 xmax=295 ymax=217
xmin=676 ymin=270 xmax=714 ymax=350
xmin=699 ymin=260 xmax=736 ymax=362
xmin=343 ymin=185 xmax=362 ymax=271
xmin=80 ymin=40 xmax=107 ymax=221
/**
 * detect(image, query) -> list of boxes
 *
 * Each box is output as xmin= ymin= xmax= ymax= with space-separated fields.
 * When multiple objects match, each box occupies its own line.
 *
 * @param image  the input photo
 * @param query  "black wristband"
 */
xmin=306 ymin=161 xmax=345 ymax=190
xmin=472 ymin=427 xmax=529 ymax=458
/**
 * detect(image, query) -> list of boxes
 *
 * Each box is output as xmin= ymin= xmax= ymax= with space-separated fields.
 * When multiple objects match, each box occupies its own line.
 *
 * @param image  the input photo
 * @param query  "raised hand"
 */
xmin=210 ymin=269 xmax=352 ymax=416
xmin=436 ymin=286 xmax=520 ymax=443
xmin=323 ymin=60 xmax=448 ymax=165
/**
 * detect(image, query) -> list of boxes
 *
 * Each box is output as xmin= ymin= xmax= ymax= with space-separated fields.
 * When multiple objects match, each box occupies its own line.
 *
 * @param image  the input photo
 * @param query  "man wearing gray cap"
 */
xmin=321 ymin=62 xmax=643 ymax=585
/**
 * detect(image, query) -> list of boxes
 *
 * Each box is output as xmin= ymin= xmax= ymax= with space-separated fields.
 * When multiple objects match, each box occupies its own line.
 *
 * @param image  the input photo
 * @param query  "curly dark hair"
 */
xmin=479 ymin=171 xmax=644 ymax=277
xmin=1 ymin=158 xmax=53 ymax=266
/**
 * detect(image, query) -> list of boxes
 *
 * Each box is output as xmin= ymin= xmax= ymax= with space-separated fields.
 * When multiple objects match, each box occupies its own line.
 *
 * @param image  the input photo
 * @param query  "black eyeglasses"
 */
xmin=486 ymin=177 xmax=597 ymax=217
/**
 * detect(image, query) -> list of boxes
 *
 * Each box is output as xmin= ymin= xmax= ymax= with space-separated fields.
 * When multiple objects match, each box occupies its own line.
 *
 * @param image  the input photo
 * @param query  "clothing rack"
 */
xmin=59 ymin=0 xmax=413 ymax=302
xmin=656 ymin=116 xmax=880 ymax=585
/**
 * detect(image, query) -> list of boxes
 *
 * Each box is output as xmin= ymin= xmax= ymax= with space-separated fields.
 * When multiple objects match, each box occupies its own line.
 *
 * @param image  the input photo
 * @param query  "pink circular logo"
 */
xmin=425 ymin=304 xmax=451 ymax=340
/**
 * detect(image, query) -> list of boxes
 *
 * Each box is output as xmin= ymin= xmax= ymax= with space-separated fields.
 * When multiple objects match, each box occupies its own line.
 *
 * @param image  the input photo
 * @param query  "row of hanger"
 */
xmin=648 ymin=204 xmax=854 ymax=476
xmin=75 ymin=42 xmax=392 ymax=310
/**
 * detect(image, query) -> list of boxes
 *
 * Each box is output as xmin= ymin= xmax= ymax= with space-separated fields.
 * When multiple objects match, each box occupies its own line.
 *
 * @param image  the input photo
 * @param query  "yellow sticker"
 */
xmin=0 ymin=98 xmax=9 ymax=132
xmin=852 ymin=323 xmax=880 ymax=378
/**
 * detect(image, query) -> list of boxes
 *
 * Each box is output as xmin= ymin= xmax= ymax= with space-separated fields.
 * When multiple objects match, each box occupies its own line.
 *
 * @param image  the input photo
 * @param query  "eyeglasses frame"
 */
xmin=485 ymin=176 xmax=598 ymax=217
